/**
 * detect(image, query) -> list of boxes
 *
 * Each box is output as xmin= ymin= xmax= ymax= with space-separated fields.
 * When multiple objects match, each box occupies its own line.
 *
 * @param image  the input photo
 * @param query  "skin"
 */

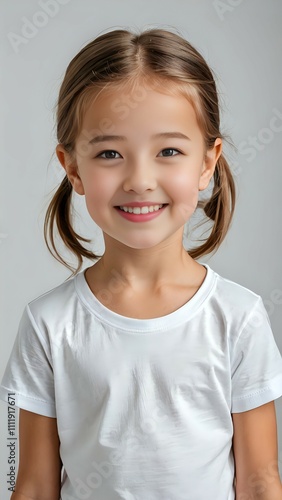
xmin=56 ymin=82 xmax=222 ymax=317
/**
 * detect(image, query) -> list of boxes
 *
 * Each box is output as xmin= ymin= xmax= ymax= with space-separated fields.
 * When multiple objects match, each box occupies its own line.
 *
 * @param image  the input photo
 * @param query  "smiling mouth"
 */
xmin=116 ymin=204 xmax=168 ymax=214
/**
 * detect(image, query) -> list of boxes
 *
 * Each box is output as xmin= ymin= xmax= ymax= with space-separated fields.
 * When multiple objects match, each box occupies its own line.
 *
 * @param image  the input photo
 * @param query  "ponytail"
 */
xmin=44 ymin=176 xmax=102 ymax=274
xmin=189 ymin=154 xmax=236 ymax=260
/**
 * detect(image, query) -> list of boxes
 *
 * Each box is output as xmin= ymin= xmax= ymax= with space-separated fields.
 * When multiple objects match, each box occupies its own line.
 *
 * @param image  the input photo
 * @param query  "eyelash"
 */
xmin=95 ymin=148 xmax=182 ymax=159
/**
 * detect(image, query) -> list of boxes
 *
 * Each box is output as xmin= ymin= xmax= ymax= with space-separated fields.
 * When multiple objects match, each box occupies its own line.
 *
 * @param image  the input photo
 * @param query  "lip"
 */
xmin=115 ymin=202 xmax=167 ymax=208
xmin=115 ymin=204 xmax=167 ymax=222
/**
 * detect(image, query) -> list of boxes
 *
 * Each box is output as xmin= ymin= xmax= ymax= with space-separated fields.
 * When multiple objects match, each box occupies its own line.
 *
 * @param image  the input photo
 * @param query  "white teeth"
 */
xmin=140 ymin=206 xmax=149 ymax=214
xmin=119 ymin=204 xmax=164 ymax=214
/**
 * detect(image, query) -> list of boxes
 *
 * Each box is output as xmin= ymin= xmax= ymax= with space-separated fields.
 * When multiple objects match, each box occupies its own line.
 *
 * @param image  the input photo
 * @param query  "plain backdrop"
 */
xmin=0 ymin=0 xmax=282 ymax=496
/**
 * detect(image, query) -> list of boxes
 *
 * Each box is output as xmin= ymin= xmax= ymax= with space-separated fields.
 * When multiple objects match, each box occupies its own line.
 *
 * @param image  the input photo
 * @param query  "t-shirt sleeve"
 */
xmin=231 ymin=295 xmax=282 ymax=413
xmin=0 ymin=305 xmax=56 ymax=417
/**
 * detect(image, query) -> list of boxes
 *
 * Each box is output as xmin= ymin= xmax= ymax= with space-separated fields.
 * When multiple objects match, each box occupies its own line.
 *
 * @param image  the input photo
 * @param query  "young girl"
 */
xmin=1 ymin=27 xmax=282 ymax=500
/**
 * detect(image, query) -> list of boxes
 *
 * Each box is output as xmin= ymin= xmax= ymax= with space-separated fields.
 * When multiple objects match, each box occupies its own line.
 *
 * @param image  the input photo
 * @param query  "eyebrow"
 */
xmin=88 ymin=132 xmax=191 ymax=145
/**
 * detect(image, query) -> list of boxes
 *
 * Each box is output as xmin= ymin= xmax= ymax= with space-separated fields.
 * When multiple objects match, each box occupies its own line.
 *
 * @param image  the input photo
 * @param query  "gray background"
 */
xmin=0 ymin=0 xmax=282 ymax=496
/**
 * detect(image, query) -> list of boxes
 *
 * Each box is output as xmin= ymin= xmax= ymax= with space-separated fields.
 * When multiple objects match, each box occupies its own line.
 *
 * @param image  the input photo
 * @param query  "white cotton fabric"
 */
xmin=1 ymin=263 xmax=282 ymax=500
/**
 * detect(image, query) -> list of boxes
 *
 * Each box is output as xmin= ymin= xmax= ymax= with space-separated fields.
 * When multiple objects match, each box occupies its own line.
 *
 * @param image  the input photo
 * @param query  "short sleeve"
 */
xmin=0 ymin=306 xmax=56 ymax=417
xmin=231 ymin=296 xmax=282 ymax=413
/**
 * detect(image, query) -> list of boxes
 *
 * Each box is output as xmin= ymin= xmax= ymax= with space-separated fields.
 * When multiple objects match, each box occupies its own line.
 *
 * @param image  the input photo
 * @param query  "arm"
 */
xmin=232 ymin=401 xmax=282 ymax=500
xmin=11 ymin=409 xmax=62 ymax=500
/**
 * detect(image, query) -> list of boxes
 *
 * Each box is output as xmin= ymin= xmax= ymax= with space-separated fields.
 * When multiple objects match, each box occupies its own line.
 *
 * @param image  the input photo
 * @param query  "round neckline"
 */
xmin=74 ymin=262 xmax=216 ymax=332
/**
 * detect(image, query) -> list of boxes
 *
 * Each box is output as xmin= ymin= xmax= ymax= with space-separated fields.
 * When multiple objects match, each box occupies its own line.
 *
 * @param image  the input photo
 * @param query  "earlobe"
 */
xmin=199 ymin=138 xmax=222 ymax=191
xmin=55 ymin=144 xmax=85 ymax=195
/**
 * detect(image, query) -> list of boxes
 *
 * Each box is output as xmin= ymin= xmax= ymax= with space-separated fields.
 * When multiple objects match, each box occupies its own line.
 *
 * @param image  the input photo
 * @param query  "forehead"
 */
xmin=80 ymin=79 xmax=200 ymax=136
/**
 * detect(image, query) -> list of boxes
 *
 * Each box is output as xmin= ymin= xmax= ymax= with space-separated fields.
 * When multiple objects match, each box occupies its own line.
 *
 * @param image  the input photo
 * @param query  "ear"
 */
xmin=199 ymin=138 xmax=222 ymax=191
xmin=56 ymin=144 xmax=85 ymax=195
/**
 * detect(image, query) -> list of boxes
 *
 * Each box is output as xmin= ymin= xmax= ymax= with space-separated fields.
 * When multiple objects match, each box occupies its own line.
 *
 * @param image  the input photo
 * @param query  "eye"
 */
xmin=96 ymin=150 xmax=121 ymax=159
xmin=95 ymin=148 xmax=182 ymax=160
xmin=158 ymin=148 xmax=181 ymax=157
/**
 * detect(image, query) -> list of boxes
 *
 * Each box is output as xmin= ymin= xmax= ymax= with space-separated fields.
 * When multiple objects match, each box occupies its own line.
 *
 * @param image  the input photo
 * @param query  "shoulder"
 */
xmin=207 ymin=265 xmax=264 ymax=328
xmin=213 ymin=268 xmax=260 ymax=305
xmin=26 ymin=273 xmax=81 ymax=324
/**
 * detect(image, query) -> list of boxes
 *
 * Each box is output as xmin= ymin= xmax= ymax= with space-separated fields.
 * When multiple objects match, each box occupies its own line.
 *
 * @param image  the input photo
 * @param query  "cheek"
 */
xmin=83 ymin=171 xmax=116 ymax=207
xmin=168 ymin=171 xmax=200 ymax=221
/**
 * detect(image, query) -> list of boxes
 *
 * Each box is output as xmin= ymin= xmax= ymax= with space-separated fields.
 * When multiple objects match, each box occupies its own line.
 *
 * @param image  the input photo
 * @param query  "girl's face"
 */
xmin=58 ymin=84 xmax=221 ymax=251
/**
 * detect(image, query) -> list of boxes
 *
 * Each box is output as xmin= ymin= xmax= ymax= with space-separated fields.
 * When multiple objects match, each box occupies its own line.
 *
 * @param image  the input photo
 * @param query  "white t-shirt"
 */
xmin=1 ymin=263 xmax=282 ymax=500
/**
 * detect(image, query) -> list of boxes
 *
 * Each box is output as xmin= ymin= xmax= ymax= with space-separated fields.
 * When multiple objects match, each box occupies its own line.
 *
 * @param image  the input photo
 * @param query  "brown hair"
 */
xmin=44 ymin=27 xmax=236 ymax=273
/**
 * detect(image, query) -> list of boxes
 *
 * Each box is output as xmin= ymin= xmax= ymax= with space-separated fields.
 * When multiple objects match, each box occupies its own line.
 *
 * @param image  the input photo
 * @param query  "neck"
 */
xmin=89 ymin=229 xmax=203 ymax=293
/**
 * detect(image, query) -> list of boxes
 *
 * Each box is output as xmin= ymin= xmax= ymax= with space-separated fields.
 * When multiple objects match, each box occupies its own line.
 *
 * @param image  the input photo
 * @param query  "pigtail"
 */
xmin=189 ymin=154 xmax=236 ymax=260
xmin=44 ymin=176 xmax=100 ymax=275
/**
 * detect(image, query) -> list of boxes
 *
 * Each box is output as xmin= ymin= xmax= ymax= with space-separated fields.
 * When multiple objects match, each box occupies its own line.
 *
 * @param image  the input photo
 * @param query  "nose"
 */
xmin=122 ymin=158 xmax=158 ymax=194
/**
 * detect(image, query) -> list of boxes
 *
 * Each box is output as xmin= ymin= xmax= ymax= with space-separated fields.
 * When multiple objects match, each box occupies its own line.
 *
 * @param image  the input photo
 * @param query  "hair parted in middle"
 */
xmin=44 ymin=27 xmax=236 ymax=274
